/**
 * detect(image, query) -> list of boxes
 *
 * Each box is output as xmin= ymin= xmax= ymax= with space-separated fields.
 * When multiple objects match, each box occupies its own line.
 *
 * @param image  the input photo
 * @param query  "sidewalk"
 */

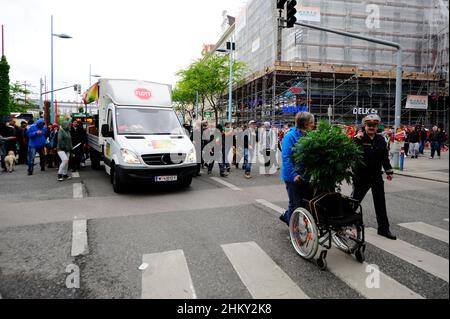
xmin=393 ymin=148 xmax=449 ymax=183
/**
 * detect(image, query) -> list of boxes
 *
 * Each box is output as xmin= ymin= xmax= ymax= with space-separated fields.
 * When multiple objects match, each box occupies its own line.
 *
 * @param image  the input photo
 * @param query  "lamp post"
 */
xmin=89 ymin=64 xmax=101 ymax=115
xmin=51 ymin=15 xmax=72 ymax=123
xmin=216 ymin=36 xmax=235 ymax=124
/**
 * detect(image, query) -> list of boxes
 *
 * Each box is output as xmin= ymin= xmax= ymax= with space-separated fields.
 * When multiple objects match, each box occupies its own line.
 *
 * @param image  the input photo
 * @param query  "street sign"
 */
xmin=204 ymin=112 xmax=213 ymax=119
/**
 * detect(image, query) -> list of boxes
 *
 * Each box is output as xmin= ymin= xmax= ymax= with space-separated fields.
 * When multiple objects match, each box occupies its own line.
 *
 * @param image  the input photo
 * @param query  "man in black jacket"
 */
xmin=353 ymin=114 xmax=396 ymax=240
xmin=70 ymin=120 xmax=86 ymax=172
xmin=408 ymin=126 xmax=420 ymax=158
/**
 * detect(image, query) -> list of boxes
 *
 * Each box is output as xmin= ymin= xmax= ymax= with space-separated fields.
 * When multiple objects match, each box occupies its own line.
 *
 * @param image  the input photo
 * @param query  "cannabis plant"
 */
xmin=291 ymin=121 xmax=363 ymax=194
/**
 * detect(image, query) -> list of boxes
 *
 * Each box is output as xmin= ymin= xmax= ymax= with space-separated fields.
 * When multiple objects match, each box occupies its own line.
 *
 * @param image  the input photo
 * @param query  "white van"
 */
xmin=85 ymin=79 xmax=197 ymax=193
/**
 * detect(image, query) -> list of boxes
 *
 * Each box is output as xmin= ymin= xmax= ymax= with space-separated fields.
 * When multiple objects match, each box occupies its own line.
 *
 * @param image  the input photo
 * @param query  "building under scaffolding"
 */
xmin=214 ymin=0 xmax=449 ymax=128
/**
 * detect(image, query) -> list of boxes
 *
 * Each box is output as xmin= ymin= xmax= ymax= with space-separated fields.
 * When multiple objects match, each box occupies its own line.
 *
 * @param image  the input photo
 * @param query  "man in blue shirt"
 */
xmin=26 ymin=118 xmax=47 ymax=176
xmin=280 ymin=112 xmax=315 ymax=225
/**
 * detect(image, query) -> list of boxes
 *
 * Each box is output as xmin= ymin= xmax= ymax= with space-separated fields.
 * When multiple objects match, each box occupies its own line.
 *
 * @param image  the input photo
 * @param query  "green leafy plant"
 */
xmin=0 ymin=55 xmax=10 ymax=119
xmin=291 ymin=121 xmax=364 ymax=194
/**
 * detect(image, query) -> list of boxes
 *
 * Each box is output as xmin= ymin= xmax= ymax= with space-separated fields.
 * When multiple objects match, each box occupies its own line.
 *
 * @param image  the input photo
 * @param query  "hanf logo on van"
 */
xmin=135 ymin=88 xmax=152 ymax=100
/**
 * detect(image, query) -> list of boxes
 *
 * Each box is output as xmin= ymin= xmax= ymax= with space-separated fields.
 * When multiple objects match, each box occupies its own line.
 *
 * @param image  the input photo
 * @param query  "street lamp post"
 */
xmin=89 ymin=64 xmax=101 ymax=114
xmin=50 ymin=15 xmax=72 ymax=123
xmin=216 ymin=36 xmax=234 ymax=124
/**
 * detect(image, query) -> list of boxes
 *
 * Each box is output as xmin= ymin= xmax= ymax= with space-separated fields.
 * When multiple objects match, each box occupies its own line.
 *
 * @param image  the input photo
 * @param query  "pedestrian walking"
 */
xmin=243 ymin=120 xmax=257 ymax=179
xmin=57 ymin=120 xmax=73 ymax=181
xmin=408 ymin=126 xmax=420 ymax=159
xmin=0 ymin=123 xmax=17 ymax=172
xmin=70 ymin=120 xmax=87 ymax=172
xmin=17 ymin=121 xmax=28 ymax=165
xmin=353 ymin=114 xmax=396 ymax=240
xmin=279 ymin=112 xmax=315 ymax=225
xmin=429 ymin=125 xmax=443 ymax=159
xmin=47 ymin=124 xmax=60 ymax=168
xmin=26 ymin=118 xmax=47 ymax=176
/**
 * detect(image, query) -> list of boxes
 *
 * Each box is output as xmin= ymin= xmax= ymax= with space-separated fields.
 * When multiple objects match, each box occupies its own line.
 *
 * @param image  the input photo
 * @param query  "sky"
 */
xmin=0 ymin=0 xmax=246 ymax=103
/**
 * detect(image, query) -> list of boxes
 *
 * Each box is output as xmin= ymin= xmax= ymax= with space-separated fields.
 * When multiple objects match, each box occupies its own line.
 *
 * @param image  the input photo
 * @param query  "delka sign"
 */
xmin=134 ymin=88 xmax=152 ymax=100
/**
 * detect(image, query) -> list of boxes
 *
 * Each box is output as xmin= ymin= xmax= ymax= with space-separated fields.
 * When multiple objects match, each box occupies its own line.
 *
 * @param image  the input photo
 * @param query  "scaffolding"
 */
xmin=226 ymin=0 xmax=449 ymax=129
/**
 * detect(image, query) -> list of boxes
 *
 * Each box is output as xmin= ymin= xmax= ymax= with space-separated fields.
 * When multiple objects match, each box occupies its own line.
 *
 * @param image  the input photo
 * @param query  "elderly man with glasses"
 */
xmin=353 ymin=114 xmax=396 ymax=240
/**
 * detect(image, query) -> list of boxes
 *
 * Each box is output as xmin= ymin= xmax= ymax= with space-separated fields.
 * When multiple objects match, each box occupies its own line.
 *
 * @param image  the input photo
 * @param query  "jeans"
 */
xmin=243 ymin=148 xmax=252 ymax=173
xmin=419 ymin=141 xmax=425 ymax=154
xmin=431 ymin=141 xmax=441 ymax=158
xmin=27 ymin=147 xmax=45 ymax=173
xmin=282 ymin=182 xmax=303 ymax=224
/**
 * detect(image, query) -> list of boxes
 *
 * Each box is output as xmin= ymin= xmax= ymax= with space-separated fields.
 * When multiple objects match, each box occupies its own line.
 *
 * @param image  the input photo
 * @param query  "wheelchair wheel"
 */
xmin=332 ymin=224 xmax=363 ymax=254
xmin=289 ymin=208 xmax=319 ymax=260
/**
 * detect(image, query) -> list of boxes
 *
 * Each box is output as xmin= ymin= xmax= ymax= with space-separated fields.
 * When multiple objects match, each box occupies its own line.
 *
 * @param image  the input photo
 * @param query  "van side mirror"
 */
xmin=101 ymin=124 xmax=111 ymax=138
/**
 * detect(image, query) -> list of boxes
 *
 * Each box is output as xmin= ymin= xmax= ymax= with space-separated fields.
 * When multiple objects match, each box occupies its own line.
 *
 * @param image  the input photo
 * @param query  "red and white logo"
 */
xmin=134 ymin=88 xmax=152 ymax=100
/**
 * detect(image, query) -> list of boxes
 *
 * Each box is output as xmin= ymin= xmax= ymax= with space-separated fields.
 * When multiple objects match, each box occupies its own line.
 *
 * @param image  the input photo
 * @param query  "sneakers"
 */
xmin=57 ymin=174 xmax=64 ymax=181
xmin=244 ymin=172 xmax=252 ymax=179
xmin=28 ymin=171 xmax=33 ymax=176
xmin=279 ymin=214 xmax=289 ymax=226
xmin=377 ymin=230 xmax=397 ymax=240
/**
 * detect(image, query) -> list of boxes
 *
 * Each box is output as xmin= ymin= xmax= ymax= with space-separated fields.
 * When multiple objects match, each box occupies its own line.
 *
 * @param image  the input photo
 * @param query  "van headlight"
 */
xmin=186 ymin=149 xmax=197 ymax=164
xmin=121 ymin=149 xmax=141 ymax=164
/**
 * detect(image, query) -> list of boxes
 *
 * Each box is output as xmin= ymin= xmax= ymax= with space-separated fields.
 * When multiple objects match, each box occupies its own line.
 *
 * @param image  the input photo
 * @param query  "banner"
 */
xmin=297 ymin=6 xmax=321 ymax=22
xmin=405 ymin=95 xmax=428 ymax=109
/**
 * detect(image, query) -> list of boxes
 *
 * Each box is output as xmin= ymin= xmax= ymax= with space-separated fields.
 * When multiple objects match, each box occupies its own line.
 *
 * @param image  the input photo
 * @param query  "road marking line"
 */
xmin=71 ymin=219 xmax=89 ymax=257
xmin=221 ymin=242 xmax=309 ymax=299
xmin=399 ymin=222 xmax=449 ymax=244
xmin=255 ymin=199 xmax=285 ymax=215
xmin=141 ymin=250 xmax=196 ymax=299
xmin=72 ymin=172 xmax=80 ymax=178
xmin=366 ymin=228 xmax=449 ymax=282
xmin=73 ymin=183 xmax=83 ymax=199
xmin=326 ymin=248 xmax=423 ymax=299
xmin=210 ymin=177 xmax=242 ymax=191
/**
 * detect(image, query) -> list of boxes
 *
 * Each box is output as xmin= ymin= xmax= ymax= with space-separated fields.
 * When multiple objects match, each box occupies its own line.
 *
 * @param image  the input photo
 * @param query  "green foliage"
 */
xmin=291 ymin=121 xmax=364 ymax=193
xmin=0 ymin=55 xmax=10 ymax=117
xmin=9 ymin=81 xmax=37 ymax=112
xmin=175 ymin=53 xmax=247 ymax=124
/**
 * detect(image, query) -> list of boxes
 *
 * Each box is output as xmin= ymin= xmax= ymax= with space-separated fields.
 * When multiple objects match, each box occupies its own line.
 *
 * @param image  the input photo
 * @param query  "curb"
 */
xmin=394 ymin=171 xmax=449 ymax=184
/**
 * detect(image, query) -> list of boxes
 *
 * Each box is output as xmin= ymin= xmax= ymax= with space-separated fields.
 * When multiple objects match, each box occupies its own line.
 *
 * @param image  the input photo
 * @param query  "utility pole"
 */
xmin=39 ymin=78 xmax=44 ymax=114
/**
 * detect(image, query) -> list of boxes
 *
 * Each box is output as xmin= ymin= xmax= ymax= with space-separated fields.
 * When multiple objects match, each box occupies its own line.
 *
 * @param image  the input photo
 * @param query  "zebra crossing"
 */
xmin=136 ymin=202 xmax=448 ymax=299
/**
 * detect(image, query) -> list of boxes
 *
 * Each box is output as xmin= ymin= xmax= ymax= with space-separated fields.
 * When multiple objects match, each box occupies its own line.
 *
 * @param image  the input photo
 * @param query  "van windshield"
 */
xmin=116 ymin=108 xmax=185 ymax=135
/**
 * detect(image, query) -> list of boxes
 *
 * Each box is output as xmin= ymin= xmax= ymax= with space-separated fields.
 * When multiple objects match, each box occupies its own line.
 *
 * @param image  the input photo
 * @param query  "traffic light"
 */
xmin=74 ymin=84 xmax=81 ymax=94
xmin=277 ymin=0 xmax=287 ymax=10
xmin=286 ymin=0 xmax=297 ymax=28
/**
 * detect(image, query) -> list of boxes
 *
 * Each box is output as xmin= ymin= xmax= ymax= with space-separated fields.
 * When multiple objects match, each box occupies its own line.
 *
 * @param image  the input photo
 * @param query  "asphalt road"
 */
xmin=0 ymin=157 xmax=448 ymax=299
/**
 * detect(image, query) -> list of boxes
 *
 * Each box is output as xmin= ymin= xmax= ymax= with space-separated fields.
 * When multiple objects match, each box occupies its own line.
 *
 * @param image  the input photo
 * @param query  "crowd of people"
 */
xmin=184 ymin=120 xmax=296 ymax=179
xmin=0 ymin=118 xmax=87 ymax=181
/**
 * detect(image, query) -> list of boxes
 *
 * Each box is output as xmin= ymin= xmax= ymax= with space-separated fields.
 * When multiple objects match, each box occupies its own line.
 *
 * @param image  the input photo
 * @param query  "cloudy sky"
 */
xmin=1 ymin=0 xmax=246 ymax=102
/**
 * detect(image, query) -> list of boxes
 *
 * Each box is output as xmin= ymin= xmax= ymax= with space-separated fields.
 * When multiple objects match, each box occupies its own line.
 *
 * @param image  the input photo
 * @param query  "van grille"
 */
xmin=141 ymin=153 xmax=186 ymax=166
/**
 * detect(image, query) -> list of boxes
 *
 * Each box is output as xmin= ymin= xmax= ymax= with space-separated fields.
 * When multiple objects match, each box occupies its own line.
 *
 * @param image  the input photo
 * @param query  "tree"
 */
xmin=176 ymin=53 xmax=247 ymax=125
xmin=9 ymin=81 xmax=37 ymax=113
xmin=0 ymin=55 xmax=10 ymax=119
xmin=172 ymin=81 xmax=196 ymax=122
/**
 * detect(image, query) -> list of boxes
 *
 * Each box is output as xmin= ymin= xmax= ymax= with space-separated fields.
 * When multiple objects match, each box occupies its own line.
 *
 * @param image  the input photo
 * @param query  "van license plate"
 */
xmin=155 ymin=176 xmax=178 ymax=182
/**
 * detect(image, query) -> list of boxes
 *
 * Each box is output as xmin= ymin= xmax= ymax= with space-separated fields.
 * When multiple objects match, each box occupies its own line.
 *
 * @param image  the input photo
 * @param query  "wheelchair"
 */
xmin=289 ymin=184 xmax=366 ymax=271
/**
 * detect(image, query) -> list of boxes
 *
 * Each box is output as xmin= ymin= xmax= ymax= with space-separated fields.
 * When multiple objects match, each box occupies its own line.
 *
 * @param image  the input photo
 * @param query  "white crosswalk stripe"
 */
xmin=210 ymin=177 xmax=242 ymax=191
xmin=399 ymin=222 xmax=449 ymax=243
xmin=221 ymin=242 xmax=309 ymax=299
xmin=141 ymin=250 xmax=197 ymax=299
xmin=365 ymin=228 xmax=449 ymax=282
xmin=444 ymin=219 xmax=449 ymax=222
xmin=72 ymin=172 xmax=80 ymax=178
xmin=326 ymin=248 xmax=423 ymax=299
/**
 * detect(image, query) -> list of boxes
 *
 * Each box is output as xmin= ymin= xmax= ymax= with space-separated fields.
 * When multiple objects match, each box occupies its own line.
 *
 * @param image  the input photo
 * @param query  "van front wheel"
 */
xmin=179 ymin=176 xmax=192 ymax=188
xmin=112 ymin=166 xmax=124 ymax=193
